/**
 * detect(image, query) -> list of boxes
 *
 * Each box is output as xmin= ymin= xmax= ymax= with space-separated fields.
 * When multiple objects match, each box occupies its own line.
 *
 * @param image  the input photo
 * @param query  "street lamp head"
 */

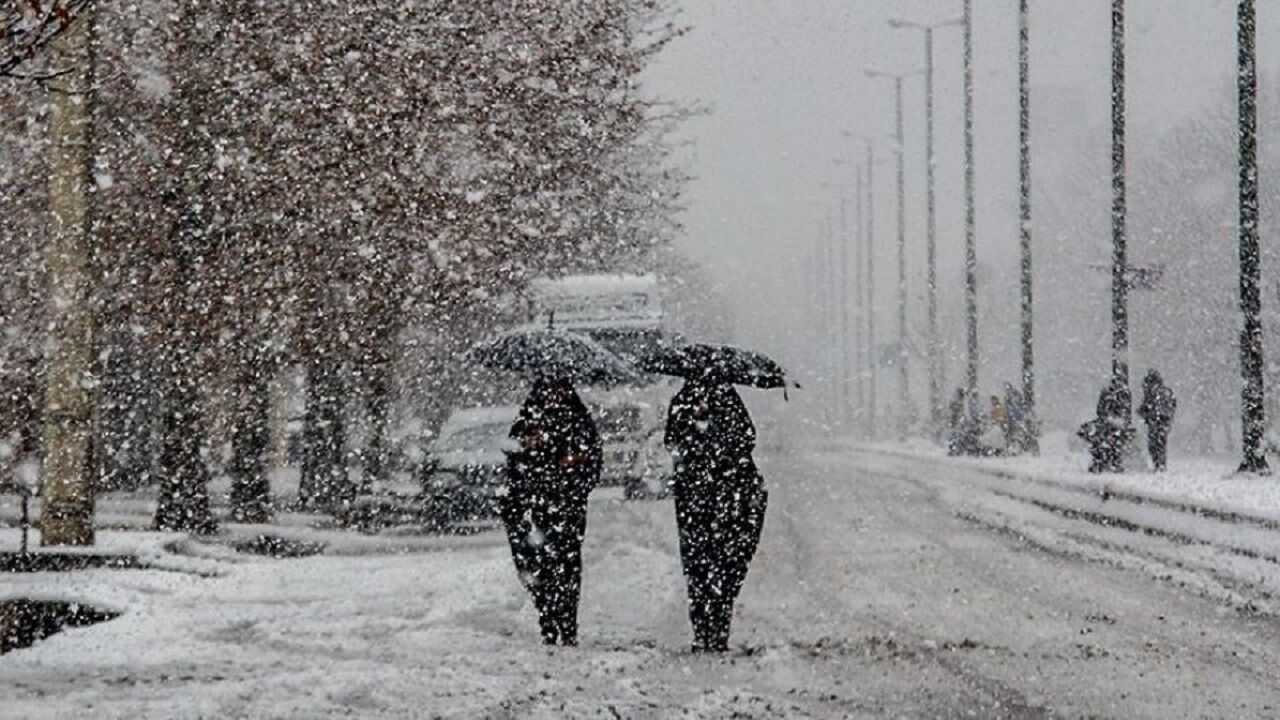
xmin=889 ymin=16 xmax=964 ymax=31
xmin=865 ymin=68 xmax=923 ymax=81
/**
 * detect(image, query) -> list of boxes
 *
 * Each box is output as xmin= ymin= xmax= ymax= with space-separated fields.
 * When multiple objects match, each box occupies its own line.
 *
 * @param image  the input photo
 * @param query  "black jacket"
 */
xmin=1097 ymin=381 xmax=1132 ymax=423
xmin=665 ymin=382 xmax=756 ymax=478
xmin=508 ymin=382 xmax=602 ymax=496
xmin=1138 ymin=372 xmax=1176 ymax=427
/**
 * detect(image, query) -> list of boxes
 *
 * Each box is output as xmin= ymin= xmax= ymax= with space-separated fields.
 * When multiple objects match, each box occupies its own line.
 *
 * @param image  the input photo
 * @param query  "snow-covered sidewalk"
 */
xmin=0 ymin=496 xmax=691 ymax=719
xmin=846 ymin=439 xmax=1280 ymax=617
xmin=878 ymin=436 xmax=1280 ymax=526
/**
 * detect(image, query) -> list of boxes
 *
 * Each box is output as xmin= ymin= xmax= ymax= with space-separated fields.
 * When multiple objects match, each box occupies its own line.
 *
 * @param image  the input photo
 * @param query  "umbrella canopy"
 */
xmin=465 ymin=328 xmax=639 ymax=386
xmin=638 ymin=343 xmax=791 ymax=389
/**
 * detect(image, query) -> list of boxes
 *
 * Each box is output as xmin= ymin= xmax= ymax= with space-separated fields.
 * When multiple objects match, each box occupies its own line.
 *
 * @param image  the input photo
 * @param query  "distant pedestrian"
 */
xmin=665 ymin=380 xmax=767 ymax=653
xmin=988 ymin=395 xmax=1008 ymax=432
xmin=978 ymin=395 xmax=1009 ymax=455
xmin=947 ymin=388 xmax=968 ymax=456
xmin=1003 ymin=384 xmax=1026 ymax=453
xmin=1079 ymin=379 xmax=1134 ymax=473
xmin=501 ymin=378 xmax=602 ymax=646
xmin=1137 ymin=369 xmax=1176 ymax=472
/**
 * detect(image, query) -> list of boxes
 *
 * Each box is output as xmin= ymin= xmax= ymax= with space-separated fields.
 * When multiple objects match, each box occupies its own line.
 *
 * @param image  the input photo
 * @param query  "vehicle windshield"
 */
xmin=435 ymin=423 xmax=509 ymax=452
xmin=596 ymin=406 xmax=643 ymax=440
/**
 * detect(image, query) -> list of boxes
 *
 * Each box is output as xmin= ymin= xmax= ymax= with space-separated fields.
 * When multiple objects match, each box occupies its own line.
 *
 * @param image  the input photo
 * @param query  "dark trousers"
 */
xmin=500 ymin=488 xmax=589 ymax=645
xmin=673 ymin=469 xmax=767 ymax=651
xmin=1082 ymin=419 xmax=1134 ymax=474
xmin=1147 ymin=425 xmax=1170 ymax=471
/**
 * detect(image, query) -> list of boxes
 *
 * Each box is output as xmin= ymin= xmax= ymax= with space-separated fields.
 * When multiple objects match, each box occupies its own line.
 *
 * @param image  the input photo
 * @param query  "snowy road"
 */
xmin=4 ymin=448 xmax=1280 ymax=718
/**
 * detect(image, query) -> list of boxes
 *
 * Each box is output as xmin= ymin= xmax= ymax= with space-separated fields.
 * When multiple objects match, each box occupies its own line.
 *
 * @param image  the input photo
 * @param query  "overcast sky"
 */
xmin=646 ymin=0 xmax=1263 ymax=375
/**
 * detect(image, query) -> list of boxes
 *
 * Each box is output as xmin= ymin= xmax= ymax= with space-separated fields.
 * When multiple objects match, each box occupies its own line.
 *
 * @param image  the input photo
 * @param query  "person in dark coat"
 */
xmin=1079 ymin=378 xmax=1134 ymax=473
xmin=665 ymin=380 xmax=767 ymax=653
xmin=1137 ymin=369 xmax=1176 ymax=471
xmin=1004 ymin=384 xmax=1026 ymax=454
xmin=501 ymin=378 xmax=602 ymax=646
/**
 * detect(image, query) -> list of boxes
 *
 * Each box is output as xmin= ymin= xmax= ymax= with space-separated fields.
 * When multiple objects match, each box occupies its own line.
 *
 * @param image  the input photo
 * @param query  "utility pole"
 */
xmin=1110 ymin=0 xmax=1130 ymax=404
xmin=854 ymin=165 xmax=866 ymax=436
xmin=815 ymin=221 xmax=832 ymax=432
xmin=865 ymin=140 xmax=878 ymax=440
xmin=1019 ymin=0 xmax=1038 ymax=453
xmin=809 ymin=235 xmax=824 ymax=430
xmin=865 ymin=69 xmax=914 ymax=437
xmin=925 ymin=26 xmax=940 ymax=439
xmin=839 ymin=192 xmax=852 ymax=429
xmin=41 ymin=5 xmax=97 ymax=546
xmin=824 ymin=213 xmax=839 ymax=431
xmin=888 ymin=15 xmax=963 ymax=439
xmin=963 ymin=0 xmax=980 ymax=429
xmin=894 ymin=75 xmax=908 ymax=438
xmin=1236 ymin=0 xmax=1268 ymax=474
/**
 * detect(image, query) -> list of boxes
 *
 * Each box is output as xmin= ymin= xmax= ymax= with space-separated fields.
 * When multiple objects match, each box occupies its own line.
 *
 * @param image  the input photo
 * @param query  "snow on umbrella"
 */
xmin=638 ymin=343 xmax=793 ymax=390
xmin=465 ymin=328 xmax=640 ymax=386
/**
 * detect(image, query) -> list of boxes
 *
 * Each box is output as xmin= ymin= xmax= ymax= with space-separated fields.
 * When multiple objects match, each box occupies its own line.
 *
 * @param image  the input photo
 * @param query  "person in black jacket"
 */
xmin=665 ymin=380 xmax=767 ymax=653
xmin=501 ymin=378 xmax=602 ymax=646
xmin=1137 ymin=369 xmax=1177 ymax=472
xmin=1079 ymin=378 xmax=1134 ymax=473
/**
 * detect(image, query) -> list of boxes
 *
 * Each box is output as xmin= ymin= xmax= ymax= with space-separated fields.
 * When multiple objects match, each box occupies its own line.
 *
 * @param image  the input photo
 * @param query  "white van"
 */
xmin=524 ymin=274 xmax=676 ymax=498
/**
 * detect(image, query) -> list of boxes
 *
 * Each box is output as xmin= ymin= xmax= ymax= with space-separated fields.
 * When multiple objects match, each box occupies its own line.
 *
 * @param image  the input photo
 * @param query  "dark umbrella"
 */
xmin=638 ymin=343 xmax=794 ymax=391
xmin=466 ymin=329 xmax=639 ymax=386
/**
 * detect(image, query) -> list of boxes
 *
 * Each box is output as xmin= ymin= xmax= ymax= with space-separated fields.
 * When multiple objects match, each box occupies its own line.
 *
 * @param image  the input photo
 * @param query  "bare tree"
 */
xmin=1 ymin=0 xmax=94 ymax=79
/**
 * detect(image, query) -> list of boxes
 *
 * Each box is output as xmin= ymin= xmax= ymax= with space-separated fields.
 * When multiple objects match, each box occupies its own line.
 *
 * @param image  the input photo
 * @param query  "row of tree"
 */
xmin=1 ymin=1 xmax=689 ymax=543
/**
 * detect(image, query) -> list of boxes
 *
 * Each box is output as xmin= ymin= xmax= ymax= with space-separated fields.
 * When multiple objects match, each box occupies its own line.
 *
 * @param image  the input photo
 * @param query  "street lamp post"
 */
xmin=1019 ymin=0 xmax=1038 ymax=453
xmin=1110 ymin=0 xmax=1130 ymax=403
xmin=810 ymin=230 xmax=826 ymax=429
xmin=855 ymin=165 xmax=866 ymax=436
xmin=865 ymin=69 xmax=915 ymax=437
xmin=888 ymin=15 xmax=963 ymax=440
xmin=1236 ymin=0 xmax=1268 ymax=474
xmin=865 ymin=140 xmax=878 ymax=440
xmin=839 ymin=192 xmax=852 ymax=430
xmin=824 ymin=212 xmax=839 ymax=431
xmin=815 ymin=217 xmax=836 ymax=432
xmin=963 ymin=0 xmax=980 ymax=432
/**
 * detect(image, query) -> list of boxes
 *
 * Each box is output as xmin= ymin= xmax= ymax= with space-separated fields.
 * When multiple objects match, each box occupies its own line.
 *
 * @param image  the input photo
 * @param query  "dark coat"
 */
xmin=507 ymin=381 xmax=602 ymax=497
xmin=664 ymin=380 xmax=766 ymax=651
xmin=1137 ymin=371 xmax=1176 ymax=429
xmin=1097 ymin=380 xmax=1132 ymax=423
xmin=664 ymin=381 xmax=756 ymax=480
xmin=501 ymin=380 xmax=601 ymax=646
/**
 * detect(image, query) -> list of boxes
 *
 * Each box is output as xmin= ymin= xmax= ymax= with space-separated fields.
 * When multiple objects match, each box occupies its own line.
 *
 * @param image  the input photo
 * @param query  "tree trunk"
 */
xmin=153 ymin=0 xmax=219 ymax=534
xmin=229 ymin=347 xmax=273 ymax=523
xmin=40 ymin=7 xmax=96 ymax=547
xmin=363 ymin=361 xmax=393 ymax=489
xmin=299 ymin=352 xmax=350 ymax=510
xmin=153 ymin=347 xmax=216 ymax=534
xmin=98 ymin=326 xmax=154 ymax=491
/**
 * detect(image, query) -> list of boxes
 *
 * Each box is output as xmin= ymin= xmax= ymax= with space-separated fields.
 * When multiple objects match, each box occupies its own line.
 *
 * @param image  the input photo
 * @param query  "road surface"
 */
xmin=3 ymin=447 xmax=1279 ymax=718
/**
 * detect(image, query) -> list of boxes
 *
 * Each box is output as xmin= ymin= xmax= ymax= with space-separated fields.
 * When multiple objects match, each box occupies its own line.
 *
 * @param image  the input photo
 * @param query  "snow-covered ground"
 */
xmin=884 ymin=431 xmax=1280 ymax=524
xmin=4 ymin=449 xmax=1280 ymax=718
